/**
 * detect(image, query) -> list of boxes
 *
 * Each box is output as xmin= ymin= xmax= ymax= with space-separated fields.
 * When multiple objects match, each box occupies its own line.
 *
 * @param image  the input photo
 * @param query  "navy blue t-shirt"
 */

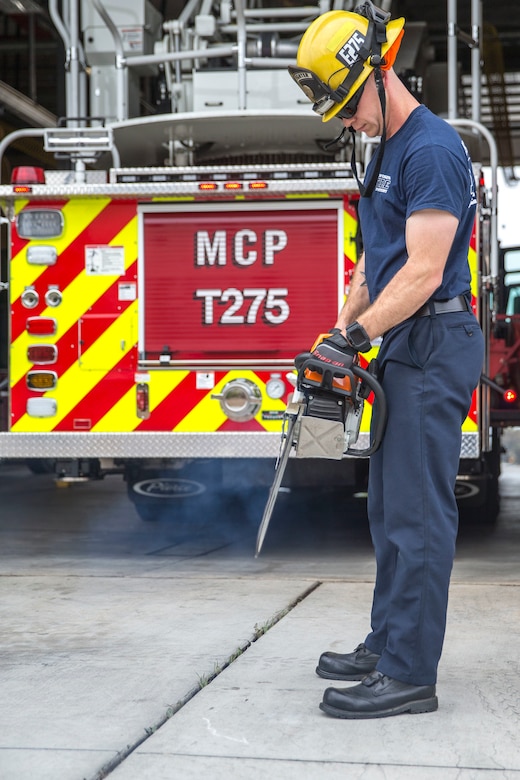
xmin=358 ymin=104 xmax=477 ymax=303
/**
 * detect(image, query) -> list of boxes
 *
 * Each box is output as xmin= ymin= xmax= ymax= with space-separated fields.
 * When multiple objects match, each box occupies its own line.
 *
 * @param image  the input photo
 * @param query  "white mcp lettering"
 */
xmin=195 ymin=229 xmax=287 ymax=266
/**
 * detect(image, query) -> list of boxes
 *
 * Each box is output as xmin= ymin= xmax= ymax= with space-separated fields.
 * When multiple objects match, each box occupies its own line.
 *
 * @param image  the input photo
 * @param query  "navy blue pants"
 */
xmin=364 ymin=311 xmax=484 ymax=685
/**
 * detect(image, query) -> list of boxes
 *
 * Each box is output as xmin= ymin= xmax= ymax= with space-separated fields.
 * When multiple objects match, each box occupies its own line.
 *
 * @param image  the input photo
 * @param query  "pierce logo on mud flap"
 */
xmin=132 ymin=478 xmax=206 ymax=499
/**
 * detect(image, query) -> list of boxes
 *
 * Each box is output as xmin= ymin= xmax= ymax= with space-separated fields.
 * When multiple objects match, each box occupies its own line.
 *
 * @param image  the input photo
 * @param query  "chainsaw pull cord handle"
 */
xmin=344 ymin=363 xmax=387 ymax=457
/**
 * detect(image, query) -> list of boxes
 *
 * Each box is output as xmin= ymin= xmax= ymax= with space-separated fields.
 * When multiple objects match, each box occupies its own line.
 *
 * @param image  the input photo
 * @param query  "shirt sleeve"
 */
xmin=402 ymin=142 xmax=469 ymax=221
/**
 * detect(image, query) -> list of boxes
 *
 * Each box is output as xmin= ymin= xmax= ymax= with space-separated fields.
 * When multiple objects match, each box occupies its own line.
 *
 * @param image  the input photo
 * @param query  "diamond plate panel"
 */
xmin=0 ymin=431 xmax=482 ymax=460
xmin=460 ymin=432 xmax=480 ymax=459
xmin=0 ymin=431 xmax=282 ymax=459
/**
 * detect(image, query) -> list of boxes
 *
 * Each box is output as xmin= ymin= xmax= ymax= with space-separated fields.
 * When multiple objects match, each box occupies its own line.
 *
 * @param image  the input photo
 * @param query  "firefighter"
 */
xmin=290 ymin=1 xmax=485 ymax=718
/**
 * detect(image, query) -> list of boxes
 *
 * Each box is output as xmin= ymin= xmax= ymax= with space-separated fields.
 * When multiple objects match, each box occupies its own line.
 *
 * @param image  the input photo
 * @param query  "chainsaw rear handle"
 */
xmin=344 ymin=362 xmax=387 ymax=457
xmin=296 ymin=356 xmax=387 ymax=458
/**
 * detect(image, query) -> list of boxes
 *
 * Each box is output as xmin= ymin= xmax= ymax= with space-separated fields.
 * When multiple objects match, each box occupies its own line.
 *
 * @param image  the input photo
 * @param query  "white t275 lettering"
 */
xmin=194 ymin=288 xmax=289 ymax=325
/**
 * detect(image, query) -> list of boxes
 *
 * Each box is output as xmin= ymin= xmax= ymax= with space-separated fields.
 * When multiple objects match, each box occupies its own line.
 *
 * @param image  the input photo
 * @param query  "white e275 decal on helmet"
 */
xmin=337 ymin=31 xmax=366 ymax=68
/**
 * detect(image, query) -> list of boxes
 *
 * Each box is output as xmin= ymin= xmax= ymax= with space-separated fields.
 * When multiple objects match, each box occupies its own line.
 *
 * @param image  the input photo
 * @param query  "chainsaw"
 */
xmin=255 ymin=339 xmax=387 ymax=556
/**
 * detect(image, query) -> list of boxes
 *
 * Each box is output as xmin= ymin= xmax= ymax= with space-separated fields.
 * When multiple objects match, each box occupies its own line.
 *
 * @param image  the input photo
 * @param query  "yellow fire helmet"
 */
xmin=289 ymin=1 xmax=405 ymax=123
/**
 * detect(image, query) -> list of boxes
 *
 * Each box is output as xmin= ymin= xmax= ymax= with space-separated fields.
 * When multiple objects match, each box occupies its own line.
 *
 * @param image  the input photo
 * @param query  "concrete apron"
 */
xmin=2 ymin=577 xmax=520 ymax=780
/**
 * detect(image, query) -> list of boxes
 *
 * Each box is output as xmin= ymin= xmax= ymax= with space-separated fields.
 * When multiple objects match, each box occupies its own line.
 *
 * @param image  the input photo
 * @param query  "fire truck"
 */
xmin=0 ymin=0 xmax=518 ymax=524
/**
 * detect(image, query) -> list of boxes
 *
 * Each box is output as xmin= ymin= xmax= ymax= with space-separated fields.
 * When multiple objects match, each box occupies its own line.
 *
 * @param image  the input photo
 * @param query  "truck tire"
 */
xmin=456 ymin=475 xmax=500 ymax=524
xmin=128 ymin=475 xmax=208 ymax=522
xmin=456 ymin=430 xmax=501 ymax=524
xmin=26 ymin=459 xmax=56 ymax=475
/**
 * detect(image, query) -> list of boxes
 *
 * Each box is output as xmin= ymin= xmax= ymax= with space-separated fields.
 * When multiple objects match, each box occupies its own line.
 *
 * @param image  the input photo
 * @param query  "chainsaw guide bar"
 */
xmin=255 ymin=356 xmax=387 ymax=556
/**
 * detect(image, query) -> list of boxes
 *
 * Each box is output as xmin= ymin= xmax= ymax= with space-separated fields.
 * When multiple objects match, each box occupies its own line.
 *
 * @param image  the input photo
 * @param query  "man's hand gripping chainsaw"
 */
xmin=255 ymin=330 xmax=387 ymax=556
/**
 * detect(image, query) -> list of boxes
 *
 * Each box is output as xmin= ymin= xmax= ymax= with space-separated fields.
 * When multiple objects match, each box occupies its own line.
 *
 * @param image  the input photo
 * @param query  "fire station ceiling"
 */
xmin=0 ymin=0 xmax=519 ymax=167
xmin=393 ymin=0 xmax=520 ymax=70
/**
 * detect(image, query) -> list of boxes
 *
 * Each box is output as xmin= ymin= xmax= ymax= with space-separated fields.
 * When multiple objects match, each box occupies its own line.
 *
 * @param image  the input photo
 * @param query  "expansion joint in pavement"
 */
xmin=89 ymin=580 xmax=322 ymax=780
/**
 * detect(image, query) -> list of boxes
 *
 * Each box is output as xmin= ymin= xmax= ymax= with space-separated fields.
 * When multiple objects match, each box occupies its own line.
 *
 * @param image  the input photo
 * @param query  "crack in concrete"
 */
xmin=87 ymin=580 xmax=322 ymax=780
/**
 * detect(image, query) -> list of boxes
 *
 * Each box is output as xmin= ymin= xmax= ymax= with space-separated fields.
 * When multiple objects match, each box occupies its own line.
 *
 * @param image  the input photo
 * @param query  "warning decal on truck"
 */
xmin=85 ymin=245 xmax=125 ymax=275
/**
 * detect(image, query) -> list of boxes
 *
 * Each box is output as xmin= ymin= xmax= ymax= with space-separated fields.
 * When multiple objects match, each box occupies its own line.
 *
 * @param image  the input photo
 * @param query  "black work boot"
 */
xmin=316 ymin=643 xmax=381 ymax=681
xmin=320 ymin=671 xmax=438 ymax=719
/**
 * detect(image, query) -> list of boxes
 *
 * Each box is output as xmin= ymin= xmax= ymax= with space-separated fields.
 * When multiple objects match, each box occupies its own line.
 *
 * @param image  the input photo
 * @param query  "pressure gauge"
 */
xmin=266 ymin=376 xmax=286 ymax=400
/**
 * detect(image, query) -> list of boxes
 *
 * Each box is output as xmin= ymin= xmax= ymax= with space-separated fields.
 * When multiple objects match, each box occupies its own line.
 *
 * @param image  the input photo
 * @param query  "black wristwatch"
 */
xmin=345 ymin=321 xmax=372 ymax=352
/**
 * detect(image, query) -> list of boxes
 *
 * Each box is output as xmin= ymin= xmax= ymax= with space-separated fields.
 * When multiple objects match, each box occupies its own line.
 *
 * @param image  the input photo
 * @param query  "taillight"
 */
xmin=27 ymin=344 xmax=58 ymax=364
xmin=136 ymin=383 xmax=150 ymax=419
xmin=26 ymin=317 xmax=57 ymax=336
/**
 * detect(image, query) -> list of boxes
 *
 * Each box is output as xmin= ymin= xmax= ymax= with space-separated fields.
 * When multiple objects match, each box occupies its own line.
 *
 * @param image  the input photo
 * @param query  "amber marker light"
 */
xmin=27 ymin=371 xmax=57 ymax=391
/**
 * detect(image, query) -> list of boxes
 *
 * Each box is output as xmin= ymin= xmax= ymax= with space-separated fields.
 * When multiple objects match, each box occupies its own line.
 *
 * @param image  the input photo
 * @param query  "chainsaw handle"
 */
xmin=344 ymin=363 xmax=387 ymax=457
xmin=296 ymin=355 xmax=357 ymax=396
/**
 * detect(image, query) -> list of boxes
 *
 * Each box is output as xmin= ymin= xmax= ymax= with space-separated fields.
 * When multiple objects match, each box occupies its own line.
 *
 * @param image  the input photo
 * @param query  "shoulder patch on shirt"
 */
xmin=375 ymin=173 xmax=391 ymax=193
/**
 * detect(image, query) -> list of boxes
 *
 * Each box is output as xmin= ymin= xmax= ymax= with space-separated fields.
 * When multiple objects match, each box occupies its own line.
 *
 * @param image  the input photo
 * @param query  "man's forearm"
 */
xmin=334 ymin=255 xmax=371 ymax=332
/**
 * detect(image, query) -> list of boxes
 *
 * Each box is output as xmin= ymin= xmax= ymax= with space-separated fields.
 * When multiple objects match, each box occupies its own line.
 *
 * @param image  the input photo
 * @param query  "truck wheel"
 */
xmin=128 ymin=475 xmax=207 ymax=522
xmin=456 ymin=474 xmax=500 ymax=524
xmin=132 ymin=498 xmax=170 ymax=522
xmin=457 ymin=429 xmax=502 ymax=524
xmin=26 ymin=459 xmax=56 ymax=475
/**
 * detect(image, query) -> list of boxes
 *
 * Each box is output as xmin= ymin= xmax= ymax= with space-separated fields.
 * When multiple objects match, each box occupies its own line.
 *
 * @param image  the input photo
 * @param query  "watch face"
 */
xmin=347 ymin=323 xmax=371 ymax=351
xmin=266 ymin=377 xmax=286 ymax=399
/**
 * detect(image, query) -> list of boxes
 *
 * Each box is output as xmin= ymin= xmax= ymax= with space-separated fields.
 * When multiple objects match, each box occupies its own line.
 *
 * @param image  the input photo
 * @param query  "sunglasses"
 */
xmin=288 ymin=65 xmax=366 ymax=120
xmin=335 ymin=79 xmax=367 ymax=119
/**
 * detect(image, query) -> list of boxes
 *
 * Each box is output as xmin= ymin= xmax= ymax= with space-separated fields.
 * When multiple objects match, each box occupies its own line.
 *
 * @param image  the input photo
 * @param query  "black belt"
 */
xmin=415 ymin=295 xmax=470 ymax=318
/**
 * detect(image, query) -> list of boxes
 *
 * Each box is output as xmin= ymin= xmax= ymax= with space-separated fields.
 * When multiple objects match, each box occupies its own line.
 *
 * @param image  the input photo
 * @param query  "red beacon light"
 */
xmin=11 ymin=166 xmax=45 ymax=192
xmin=503 ymin=388 xmax=518 ymax=404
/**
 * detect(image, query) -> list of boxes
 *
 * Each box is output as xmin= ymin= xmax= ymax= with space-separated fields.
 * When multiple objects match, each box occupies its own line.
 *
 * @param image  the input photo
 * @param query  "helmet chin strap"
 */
xmin=323 ymin=127 xmax=347 ymax=149
xmin=350 ymin=65 xmax=386 ymax=198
